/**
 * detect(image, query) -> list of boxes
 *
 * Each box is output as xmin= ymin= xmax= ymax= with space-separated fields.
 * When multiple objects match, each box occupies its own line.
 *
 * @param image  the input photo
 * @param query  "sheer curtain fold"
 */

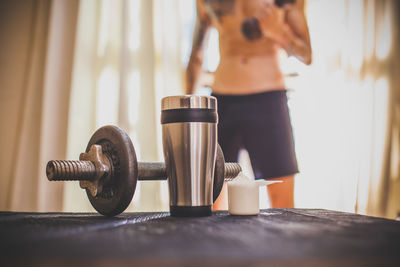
xmin=0 ymin=0 xmax=79 ymax=211
xmin=376 ymin=0 xmax=400 ymax=218
xmin=291 ymin=0 xmax=399 ymax=218
xmin=357 ymin=0 xmax=399 ymax=218
xmin=66 ymin=0 xmax=189 ymax=212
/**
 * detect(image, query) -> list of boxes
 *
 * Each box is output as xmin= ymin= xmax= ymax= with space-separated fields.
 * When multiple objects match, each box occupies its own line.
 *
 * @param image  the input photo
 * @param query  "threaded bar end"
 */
xmin=46 ymin=160 xmax=96 ymax=181
xmin=224 ymin=163 xmax=242 ymax=179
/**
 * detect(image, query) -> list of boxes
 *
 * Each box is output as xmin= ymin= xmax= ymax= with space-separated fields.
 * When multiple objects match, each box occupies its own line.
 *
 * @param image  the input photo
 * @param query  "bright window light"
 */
xmin=128 ymin=0 xmax=141 ymax=52
xmin=96 ymin=66 xmax=120 ymax=128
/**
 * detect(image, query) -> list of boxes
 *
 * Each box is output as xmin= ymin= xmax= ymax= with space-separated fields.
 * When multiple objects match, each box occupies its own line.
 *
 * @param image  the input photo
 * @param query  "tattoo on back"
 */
xmin=204 ymin=0 xmax=236 ymax=18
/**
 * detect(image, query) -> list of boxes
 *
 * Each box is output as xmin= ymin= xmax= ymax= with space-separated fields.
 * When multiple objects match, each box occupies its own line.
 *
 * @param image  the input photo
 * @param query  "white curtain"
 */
xmin=65 ymin=0 xmax=195 ymax=212
xmin=287 ymin=0 xmax=399 ymax=218
xmin=0 ymin=0 xmax=79 ymax=212
xmin=66 ymin=0 xmax=400 ymax=218
xmin=2 ymin=0 xmax=397 ymax=217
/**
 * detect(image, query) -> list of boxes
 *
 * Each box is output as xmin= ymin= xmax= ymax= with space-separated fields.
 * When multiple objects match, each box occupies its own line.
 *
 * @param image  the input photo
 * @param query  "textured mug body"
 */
xmin=161 ymin=95 xmax=217 ymax=217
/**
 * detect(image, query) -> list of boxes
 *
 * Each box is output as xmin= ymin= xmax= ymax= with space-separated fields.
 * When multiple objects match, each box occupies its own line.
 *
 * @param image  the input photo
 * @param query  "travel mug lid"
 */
xmin=161 ymin=95 xmax=218 ymax=124
xmin=161 ymin=95 xmax=217 ymax=111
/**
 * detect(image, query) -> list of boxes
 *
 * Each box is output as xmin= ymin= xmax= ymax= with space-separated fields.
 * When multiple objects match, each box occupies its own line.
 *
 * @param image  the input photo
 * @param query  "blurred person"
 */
xmin=186 ymin=0 xmax=312 ymax=209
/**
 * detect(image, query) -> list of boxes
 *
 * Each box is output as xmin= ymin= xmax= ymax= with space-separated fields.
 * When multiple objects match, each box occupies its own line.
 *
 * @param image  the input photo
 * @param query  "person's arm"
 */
xmin=282 ymin=0 xmax=312 ymax=64
xmin=251 ymin=0 xmax=312 ymax=65
xmin=186 ymin=0 xmax=211 ymax=94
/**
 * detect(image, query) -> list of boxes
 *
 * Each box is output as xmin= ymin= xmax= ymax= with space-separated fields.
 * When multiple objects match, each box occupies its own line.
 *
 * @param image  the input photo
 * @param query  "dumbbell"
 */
xmin=46 ymin=125 xmax=241 ymax=217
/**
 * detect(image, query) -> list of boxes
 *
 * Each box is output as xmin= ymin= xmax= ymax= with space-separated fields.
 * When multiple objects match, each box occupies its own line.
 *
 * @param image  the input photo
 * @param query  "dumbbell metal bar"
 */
xmin=137 ymin=162 xmax=167 ymax=180
xmin=136 ymin=162 xmax=241 ymax=181
xmin=47 ymin=160 xmax=241 ymax=181
xmin=47 ymin=160 xmax=96 ymax=181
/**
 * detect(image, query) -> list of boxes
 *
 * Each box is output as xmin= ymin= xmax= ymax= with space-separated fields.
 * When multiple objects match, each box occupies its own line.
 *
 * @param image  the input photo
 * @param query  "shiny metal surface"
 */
xmin=161 ymin=95 xmax=217 ymax=110
xmin=163 ymin=122 xmax=217 ymax=206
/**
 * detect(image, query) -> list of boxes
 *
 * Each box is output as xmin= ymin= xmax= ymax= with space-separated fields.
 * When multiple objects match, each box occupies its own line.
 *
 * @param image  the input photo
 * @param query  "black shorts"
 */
xmin=212 ymin=90 xmax=299 ymax=180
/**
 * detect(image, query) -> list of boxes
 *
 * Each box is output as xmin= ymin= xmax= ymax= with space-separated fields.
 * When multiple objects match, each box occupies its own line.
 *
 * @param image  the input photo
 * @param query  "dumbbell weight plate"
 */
xmin=213 ymin=144 xmax=225 ymax=203
xmin=85 ymin=125 xmax=138 ymax=216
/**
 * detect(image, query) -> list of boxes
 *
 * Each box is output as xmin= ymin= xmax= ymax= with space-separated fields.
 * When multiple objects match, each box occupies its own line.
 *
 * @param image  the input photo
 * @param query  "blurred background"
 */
xmin=0 ymin=0 xmax=399 ymax=219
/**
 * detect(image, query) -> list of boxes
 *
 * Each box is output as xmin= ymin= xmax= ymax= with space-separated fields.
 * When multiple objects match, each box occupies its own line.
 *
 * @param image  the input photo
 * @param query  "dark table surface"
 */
xmin=1 ymin=209 xmax=400 ymax=266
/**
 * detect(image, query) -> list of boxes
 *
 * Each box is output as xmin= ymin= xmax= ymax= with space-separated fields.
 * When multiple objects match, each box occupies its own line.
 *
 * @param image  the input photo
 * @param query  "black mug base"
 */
xmin=170 ymin=205 xmax=212 ymax=217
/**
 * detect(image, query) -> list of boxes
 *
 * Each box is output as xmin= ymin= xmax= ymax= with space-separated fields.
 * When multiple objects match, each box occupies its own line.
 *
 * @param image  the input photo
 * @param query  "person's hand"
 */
xmin=255 ymin=0 xmax=294 ymax=47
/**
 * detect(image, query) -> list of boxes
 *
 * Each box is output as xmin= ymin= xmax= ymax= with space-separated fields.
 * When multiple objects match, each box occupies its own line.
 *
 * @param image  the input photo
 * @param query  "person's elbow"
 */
xmin=302 ymin=47 xmax=312 ymax=65
xmin=304 ymin=53 xmax=312 ymax=65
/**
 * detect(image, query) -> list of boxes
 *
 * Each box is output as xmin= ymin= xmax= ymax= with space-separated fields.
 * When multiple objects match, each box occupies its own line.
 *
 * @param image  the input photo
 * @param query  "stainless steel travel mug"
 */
xmin=161 ymin=95 xmax=218 ymax=217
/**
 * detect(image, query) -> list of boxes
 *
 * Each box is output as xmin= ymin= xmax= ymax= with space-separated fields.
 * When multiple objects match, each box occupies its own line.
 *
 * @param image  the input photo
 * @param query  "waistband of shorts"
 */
xmin=211 ymin=89 xmax=288 ymax=101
